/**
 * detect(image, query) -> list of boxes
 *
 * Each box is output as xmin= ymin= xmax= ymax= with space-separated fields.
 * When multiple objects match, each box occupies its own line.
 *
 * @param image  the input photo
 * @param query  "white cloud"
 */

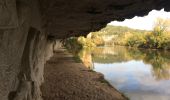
xmin=109 ymin=9 xmax=170 ymax=30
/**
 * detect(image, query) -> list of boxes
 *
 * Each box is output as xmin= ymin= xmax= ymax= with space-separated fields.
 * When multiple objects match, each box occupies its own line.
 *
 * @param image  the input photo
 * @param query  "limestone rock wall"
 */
xmin=0 ymin=0 xmax=55 ymax=100
xmin=0 ymin=0 xmax=30 ymax=99
xmin=54 ymin=40 xmax=63 ymax=51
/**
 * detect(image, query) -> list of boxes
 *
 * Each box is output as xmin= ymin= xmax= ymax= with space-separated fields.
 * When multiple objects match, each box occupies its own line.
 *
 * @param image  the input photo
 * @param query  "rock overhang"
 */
xmin=39 ymin=0 xmax=170 ymax=39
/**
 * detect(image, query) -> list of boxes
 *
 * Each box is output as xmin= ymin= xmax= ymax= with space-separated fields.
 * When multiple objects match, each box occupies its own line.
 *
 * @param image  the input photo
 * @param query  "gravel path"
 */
xmin=41 ymin=49 xmax=127 ymax=100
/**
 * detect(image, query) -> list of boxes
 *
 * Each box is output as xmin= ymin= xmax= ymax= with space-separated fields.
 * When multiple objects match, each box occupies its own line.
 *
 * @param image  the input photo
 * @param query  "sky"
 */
xmin=109 ymin=9 xmax=170 ymax=30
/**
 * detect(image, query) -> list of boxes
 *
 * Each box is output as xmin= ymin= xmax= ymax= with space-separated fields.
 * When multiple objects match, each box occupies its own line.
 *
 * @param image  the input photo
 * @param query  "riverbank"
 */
xmin=41 ymin=48 xmax=127 ymax=100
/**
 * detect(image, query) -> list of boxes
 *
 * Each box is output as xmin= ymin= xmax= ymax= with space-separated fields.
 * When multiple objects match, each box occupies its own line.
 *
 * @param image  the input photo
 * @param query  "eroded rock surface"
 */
xmin=39 ymin=0 xmax=170 ymax=38
xmin=0 ymin=0 xmax=170 ymax=100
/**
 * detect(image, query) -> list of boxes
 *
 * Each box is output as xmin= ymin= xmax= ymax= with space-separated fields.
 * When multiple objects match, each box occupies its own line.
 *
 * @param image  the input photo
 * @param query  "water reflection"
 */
xmin=78 ymin=46 xmax=170 ymax=100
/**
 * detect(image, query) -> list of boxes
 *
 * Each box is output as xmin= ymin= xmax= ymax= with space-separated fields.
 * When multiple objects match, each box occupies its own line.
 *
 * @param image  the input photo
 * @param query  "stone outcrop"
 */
xmin=0 ymin=0 xmax=170 ymax=100
xmin=39 ymin=0 xmax=170 ymax=38
xmin=0 ymin=0 xmax=53 ymax=100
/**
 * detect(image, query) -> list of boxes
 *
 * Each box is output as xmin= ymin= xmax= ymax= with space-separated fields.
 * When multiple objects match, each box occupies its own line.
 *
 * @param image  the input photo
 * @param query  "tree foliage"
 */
xmin=65 ymin=18 xmax=170 ymax=50
xmin=114 ymin=18 xmax=170 ymax=49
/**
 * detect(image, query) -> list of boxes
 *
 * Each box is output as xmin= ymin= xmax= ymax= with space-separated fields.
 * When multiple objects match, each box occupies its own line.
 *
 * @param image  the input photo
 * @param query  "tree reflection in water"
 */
xmin=78 ymin=46 xmax=170 ymax=80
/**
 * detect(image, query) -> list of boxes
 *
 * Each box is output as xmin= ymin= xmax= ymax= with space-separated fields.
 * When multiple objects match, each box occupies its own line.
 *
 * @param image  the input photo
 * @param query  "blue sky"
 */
xmin=109 ymin=9 xmax=170 ymax=30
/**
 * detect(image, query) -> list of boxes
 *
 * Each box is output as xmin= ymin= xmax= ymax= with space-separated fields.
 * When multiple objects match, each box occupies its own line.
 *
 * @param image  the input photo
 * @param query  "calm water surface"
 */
xmin=79 ymin=46 xmax=170 ymax=100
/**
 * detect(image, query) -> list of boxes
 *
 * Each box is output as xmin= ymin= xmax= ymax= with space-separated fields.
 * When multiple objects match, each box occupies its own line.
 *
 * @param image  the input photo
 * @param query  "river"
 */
xmin=78 ymin=46 xmax=170 ymax=100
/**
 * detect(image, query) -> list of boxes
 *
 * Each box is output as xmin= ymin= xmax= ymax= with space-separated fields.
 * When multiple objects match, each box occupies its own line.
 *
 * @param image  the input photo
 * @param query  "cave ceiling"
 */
xmin=39 ymin=0 xmax=170 ymax=39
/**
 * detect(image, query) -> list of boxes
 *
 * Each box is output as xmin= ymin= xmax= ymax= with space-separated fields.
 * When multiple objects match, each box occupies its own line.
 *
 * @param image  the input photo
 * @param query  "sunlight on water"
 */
xmin=79 ymin=46 xmax=170 ymax=100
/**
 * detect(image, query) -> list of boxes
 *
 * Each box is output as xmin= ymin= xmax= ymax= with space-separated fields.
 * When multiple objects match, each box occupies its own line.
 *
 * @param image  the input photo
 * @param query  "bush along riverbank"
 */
xmin=64 ymin=36 xmax=95 ymax=54
xmin=65 ymin=18 xmax=170 ymax=50
xmin=113 ymin=18 xmax=170 ymax=50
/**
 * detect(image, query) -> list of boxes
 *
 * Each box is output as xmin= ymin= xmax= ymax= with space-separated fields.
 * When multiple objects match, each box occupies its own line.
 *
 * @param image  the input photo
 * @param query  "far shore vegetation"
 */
xmin=65 ymin=18 xmax=170 ymax=52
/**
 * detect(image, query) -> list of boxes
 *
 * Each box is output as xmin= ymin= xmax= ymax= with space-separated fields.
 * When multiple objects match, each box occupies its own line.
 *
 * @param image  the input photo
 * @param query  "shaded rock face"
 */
xmin=40 ymin=0 xmax=170 ymax=38
xmin=0 ymin=0 xmax=54 ymax=100
xmin=0 ymin=0 xmax=170 ymax=100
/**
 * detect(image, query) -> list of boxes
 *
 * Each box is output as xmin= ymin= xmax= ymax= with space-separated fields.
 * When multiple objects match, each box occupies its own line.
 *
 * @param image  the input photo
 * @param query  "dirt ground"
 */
xmin=41 ymin=49 xmax=127 ymax=100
